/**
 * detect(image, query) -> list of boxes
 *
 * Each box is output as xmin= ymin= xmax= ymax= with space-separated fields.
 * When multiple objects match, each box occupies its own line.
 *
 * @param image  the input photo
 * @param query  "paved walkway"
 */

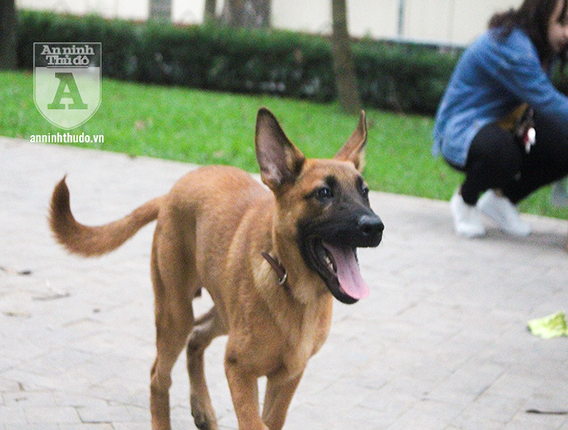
xmin=1 ymin=136 xmax=567 ymax=430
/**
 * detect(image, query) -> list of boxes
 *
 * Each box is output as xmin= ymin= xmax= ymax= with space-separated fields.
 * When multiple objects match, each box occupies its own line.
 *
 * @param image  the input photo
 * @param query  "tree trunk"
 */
xmin=220 ymin=0 xmax=270 ymax=28
xmin=331 ymin=0 xmax=362 ymax=115
xmin=0 ymin=0 xmax=17 ymax=70
xmin=149 ymin=0 xmax=171 ymax=20
xmin=204 ymin=0 xmax=218 ymax=23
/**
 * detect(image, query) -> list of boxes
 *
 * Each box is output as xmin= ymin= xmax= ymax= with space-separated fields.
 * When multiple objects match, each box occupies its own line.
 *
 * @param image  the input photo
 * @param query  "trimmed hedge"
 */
xmin=18 ymin=10 xmax=461 ymax=115
xmin=18 ymin=11 xmax=566 ymax=115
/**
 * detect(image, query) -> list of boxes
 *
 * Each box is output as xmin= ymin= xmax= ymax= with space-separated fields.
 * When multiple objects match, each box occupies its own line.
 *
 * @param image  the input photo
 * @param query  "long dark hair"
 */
xmin=489 ymin=0 xmax=568 ymax=67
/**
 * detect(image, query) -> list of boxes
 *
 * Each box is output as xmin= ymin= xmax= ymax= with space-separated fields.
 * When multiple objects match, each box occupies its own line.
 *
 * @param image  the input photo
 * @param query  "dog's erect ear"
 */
xmin=255 ymin=108 xmax=306 ymax=192
xmin=334 ymin=110 xmax=367 ymax=172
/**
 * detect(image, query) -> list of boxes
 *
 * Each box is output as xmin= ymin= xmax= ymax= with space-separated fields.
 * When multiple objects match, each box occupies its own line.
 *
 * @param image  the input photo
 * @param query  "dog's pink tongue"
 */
xmin=324 ymin=243 xmax=370 ymax=300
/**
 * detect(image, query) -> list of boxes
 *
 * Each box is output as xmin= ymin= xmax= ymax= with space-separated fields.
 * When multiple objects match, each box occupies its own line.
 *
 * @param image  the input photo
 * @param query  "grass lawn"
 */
xmin=1 ymin=70 xmax=566 ymax=220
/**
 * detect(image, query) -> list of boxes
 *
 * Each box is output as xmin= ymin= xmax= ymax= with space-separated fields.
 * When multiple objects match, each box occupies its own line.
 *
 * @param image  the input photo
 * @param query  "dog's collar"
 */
xmin=261 ymin=252 xmax=288 ymax=287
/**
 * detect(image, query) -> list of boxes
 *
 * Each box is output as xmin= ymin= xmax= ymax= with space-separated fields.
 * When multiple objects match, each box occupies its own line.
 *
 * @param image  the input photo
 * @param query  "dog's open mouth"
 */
xmin=308 ymin=238 xmax=369 ymax=304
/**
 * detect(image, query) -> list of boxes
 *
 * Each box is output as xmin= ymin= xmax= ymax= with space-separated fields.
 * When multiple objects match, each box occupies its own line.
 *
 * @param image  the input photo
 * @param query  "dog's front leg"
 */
xmin=261 ymin=372 xmax=303 ymax=430
xmin=225 ymin=358 xmax=267 ymax=430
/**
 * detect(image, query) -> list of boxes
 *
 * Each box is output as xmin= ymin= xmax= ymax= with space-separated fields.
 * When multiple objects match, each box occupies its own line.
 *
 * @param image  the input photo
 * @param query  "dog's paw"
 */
xmin=190 ymin=395 xmax=218 ymax=430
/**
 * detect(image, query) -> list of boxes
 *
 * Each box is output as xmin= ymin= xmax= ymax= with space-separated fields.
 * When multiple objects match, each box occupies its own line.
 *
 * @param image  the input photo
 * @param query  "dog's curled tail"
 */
xmin=49 ymin=177 xmax=164 ymax=257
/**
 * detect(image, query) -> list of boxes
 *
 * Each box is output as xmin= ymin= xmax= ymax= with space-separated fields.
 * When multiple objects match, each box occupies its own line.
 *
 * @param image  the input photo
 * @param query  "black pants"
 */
xmin=449 ymin=115 xmax=568 ymax=205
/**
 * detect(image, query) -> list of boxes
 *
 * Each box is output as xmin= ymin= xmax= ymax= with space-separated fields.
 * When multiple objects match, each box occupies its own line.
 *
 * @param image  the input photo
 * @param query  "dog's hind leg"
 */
xmin=150 ymin=302 xmax=194 ymax=430
xmin=261 ymin=373 xmax=303 ymax=430
xmin=187 ymin=306 xmax=227 ymax=430
xmin=149 ymin=231 xmax=197 ymax=430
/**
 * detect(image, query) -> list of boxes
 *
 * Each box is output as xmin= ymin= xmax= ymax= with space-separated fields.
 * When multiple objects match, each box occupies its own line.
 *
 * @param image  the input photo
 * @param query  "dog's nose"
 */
xmin=358 ymin=214 xmax=384 ymax=243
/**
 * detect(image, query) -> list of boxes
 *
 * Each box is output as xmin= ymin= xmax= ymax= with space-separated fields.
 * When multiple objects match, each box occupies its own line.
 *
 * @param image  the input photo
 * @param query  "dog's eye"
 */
xmin=315 ymin=186 xmax=333 ymax=201
xmin=357 ymin=176 xmax=370 ymax=200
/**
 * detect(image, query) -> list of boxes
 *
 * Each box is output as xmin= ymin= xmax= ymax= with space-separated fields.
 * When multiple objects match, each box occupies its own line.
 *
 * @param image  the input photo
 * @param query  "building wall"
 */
xmin=16 ymin=0 xmax=523 ymax=46
xmin=271 ymin=0 xmax=522 ymax=45
xmin=401 ymin=0 xmax=521 ymax=45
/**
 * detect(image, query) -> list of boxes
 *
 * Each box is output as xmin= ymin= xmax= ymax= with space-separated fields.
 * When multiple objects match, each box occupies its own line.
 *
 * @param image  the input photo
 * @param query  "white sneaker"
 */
xmin=477 ymin=190 xmax=531 ymax=237
xmin=450 ymin=190 xmax=486 ymax=238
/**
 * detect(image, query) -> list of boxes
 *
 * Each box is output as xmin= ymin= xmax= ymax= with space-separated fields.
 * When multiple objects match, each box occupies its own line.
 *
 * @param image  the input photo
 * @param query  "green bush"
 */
xmin=18 ymin=12 xmax=140 ymax=79
xmin=15 ymin=10 xmax=459 ymax=115
xmin=354 ymin=42 xmax=459 ymax=114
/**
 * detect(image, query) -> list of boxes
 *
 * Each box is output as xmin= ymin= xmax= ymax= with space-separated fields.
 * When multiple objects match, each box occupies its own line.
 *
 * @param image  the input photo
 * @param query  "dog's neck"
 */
xmin=261 ymin=251 xmax=289 ymax=291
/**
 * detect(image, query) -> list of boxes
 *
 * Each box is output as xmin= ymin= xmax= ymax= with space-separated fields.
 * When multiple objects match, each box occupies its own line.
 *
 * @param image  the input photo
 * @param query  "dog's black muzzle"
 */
xmin=317 ymin=210 xmax=384 ymax=249
xmin=297 ymin=208 xmax=384 ymax=304
xmin=356 ymin=213 xmax=384 ymax=247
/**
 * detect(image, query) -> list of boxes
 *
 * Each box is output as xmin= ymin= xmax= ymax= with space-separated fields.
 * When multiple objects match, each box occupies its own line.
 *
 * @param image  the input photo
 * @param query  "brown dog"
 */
xmin=49 ymin=108 xmax=384 ymax=430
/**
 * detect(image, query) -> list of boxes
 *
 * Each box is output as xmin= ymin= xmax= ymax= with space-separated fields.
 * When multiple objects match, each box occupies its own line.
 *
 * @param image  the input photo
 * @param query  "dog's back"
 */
xmin=151 ymin=165 xmax=274 ymax=301
xmin=49 ymin=165 xmax=268 ymax=260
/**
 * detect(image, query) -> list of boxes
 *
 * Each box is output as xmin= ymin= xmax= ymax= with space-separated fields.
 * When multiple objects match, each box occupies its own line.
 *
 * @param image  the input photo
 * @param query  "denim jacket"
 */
xmin=432 ymin=28 xmax=568 ymax=167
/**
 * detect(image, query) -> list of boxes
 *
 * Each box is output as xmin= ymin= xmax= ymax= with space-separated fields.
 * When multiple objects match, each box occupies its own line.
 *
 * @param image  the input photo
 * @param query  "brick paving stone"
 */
xmin=3 ymin=425 xmax=59 ymax=430
xmin=1 ymin=137 xmax=568 ymax=429
xmin=24 ymin=406 xmax=82 ymax=424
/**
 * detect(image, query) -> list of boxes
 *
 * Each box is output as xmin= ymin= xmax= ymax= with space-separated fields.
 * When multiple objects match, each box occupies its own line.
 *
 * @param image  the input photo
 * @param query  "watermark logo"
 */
xmin=33 ymin=42 xmax=102 ymax=130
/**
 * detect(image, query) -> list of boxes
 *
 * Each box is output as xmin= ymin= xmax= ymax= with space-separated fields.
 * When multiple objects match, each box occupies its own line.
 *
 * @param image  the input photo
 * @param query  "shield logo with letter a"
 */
xmin=33 ymin=42 xmax=102 ymax=130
